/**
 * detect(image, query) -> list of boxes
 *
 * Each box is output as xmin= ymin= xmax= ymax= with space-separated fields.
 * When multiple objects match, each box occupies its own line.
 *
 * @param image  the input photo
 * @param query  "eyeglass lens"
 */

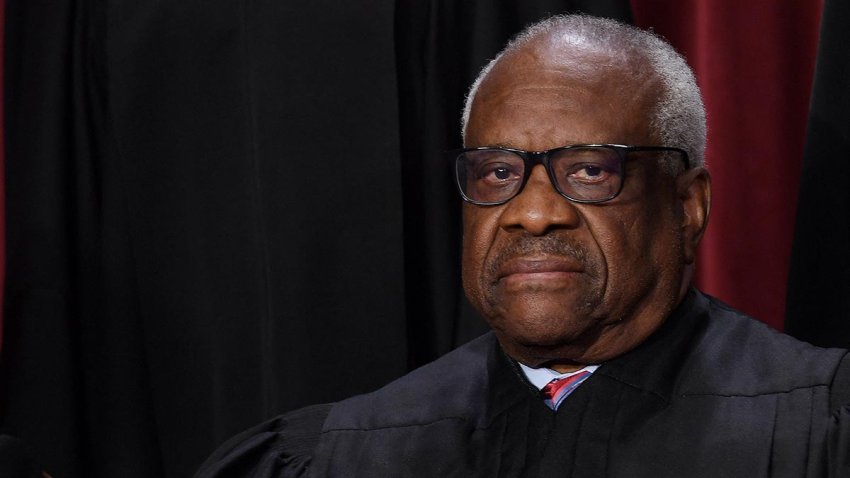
xmin=456 ymin=146 xmax=624 ymax=204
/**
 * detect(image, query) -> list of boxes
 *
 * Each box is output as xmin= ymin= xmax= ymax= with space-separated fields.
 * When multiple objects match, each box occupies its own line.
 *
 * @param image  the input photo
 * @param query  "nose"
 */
xmin=499 ymin=165 xmax=581 ymax=235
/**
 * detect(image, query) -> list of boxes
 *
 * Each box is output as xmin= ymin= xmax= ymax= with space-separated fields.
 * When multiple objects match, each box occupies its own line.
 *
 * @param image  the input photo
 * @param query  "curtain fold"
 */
xmin=0 ymin=0 xmax=4 ymax=348
xmin=785 ymin=0 xmax=850 ymax=348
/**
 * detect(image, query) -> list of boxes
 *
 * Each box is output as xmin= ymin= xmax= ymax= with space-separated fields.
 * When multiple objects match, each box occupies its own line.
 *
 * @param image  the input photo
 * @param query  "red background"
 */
xmin=632 ymin=0 xmax=823 ymax=330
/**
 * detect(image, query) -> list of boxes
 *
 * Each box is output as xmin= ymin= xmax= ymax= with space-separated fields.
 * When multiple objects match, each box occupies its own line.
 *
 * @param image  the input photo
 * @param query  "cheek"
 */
xmin=461 ymin=207 xmax=501 ymax=298
xmin=595 ymin=204 xmax=680 ymax=298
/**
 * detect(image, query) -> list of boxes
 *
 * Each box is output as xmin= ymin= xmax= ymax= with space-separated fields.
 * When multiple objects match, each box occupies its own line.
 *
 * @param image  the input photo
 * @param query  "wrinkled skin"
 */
xmin=462 ymin=37 xmax=711 ymax=372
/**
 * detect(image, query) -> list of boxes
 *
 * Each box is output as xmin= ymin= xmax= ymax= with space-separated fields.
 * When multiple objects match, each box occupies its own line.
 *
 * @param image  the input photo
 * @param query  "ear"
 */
xmin=677 ymin=167 xmax=711 ymax=264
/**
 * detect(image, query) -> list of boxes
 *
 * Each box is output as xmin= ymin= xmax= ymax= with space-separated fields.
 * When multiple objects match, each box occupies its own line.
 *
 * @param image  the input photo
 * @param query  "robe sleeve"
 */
xmin=194 ymin=403 xmax=332 ymax=478
xmin=829 ymin=405 xmax=850 ymax=478
xmin=828 ymin=353 xmax=850 ymax=477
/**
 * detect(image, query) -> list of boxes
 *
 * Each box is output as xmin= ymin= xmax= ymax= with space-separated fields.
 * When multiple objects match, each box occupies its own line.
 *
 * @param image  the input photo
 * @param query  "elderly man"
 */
xmin=198 ymin=14 xmax=850 ymax=477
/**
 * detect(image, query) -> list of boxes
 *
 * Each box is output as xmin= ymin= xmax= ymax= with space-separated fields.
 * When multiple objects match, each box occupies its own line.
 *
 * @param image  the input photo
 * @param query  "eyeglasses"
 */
xmin=449 ymin=144 xmax=689 ymax=206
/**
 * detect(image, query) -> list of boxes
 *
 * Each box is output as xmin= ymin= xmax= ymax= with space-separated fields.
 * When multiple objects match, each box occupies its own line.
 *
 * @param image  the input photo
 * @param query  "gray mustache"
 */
xmin=486 ymin=234 xmax=588 ymax=278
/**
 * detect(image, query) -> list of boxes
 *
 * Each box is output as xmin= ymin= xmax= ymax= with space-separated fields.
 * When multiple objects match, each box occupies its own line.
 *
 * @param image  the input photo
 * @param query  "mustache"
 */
xmin=486 ymin=234 xmax=588 ymax=279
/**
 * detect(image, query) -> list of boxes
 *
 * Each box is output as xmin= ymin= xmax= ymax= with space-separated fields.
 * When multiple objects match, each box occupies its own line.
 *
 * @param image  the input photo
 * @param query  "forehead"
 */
xmin=466 ymin=41 xmax=660 ymax=150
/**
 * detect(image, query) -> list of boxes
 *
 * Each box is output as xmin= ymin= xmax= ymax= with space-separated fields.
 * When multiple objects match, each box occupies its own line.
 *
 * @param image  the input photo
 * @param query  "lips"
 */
xmin=497 ymin=256 xmax=583 ymax=281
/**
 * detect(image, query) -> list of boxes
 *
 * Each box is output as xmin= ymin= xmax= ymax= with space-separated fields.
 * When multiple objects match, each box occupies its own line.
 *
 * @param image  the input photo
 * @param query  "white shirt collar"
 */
xmin=518 ymin=363 xmax=600 ymax=391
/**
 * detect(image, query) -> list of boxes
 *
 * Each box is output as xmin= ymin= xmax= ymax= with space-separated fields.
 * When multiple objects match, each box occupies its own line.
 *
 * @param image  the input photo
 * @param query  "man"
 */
xmin=197 ymin=14 xmax=850 ymax=477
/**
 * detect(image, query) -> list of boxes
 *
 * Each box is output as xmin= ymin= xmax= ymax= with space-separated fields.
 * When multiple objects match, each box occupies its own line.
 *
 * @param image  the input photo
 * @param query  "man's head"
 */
xmin=457 ymin=15 xmax=711 ymax=371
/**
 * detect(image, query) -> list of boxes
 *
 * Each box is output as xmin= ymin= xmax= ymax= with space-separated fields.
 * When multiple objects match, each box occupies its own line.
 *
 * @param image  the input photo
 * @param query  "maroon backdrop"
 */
xmin=632 ymin=0 xmax=824 ymax=330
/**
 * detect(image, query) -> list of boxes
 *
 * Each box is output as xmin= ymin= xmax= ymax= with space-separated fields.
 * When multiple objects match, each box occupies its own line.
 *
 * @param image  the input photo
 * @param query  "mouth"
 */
xmin=497 ymin=256 xmax=583 ymax=284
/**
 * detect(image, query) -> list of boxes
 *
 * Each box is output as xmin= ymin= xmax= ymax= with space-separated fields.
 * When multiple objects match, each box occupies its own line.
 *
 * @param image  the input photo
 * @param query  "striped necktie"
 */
xmin=540 ymin=370 xmax=592 ymax=410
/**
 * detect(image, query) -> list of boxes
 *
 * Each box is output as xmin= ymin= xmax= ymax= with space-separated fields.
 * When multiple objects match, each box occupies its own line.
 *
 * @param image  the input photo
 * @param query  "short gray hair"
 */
xmin=461 ymin=15 xmax=707 ymax=168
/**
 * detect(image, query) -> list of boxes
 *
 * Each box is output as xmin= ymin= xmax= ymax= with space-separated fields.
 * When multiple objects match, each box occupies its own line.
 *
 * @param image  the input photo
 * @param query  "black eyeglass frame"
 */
xmin=450 ymin=144 xmax=690 ymax=206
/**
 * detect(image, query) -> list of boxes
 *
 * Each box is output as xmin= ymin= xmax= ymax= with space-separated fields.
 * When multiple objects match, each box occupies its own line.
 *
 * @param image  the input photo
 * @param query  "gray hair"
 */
xmin=461 ymin=15 xmax=707 ymax=168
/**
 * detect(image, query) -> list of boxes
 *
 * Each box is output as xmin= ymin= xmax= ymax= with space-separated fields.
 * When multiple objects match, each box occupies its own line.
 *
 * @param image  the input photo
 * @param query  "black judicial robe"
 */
xmin=196 ymin=290 xmax=850 ymax=477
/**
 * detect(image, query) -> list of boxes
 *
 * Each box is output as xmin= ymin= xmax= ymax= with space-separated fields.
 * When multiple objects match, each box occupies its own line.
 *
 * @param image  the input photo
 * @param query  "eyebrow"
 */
xmin=481 ymin=141 xmax=585 ymax=151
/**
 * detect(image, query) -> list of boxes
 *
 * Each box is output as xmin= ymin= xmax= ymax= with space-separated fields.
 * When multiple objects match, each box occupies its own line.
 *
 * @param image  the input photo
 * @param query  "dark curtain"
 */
xmin=785 ymin=0 xmax=850 ymax=347
xmin=0 ymin=1 xmax=631 ymax=476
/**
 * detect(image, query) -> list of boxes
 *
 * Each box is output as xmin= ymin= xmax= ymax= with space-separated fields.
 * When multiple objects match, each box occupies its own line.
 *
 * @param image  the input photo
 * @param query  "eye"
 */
xmin=567 ymin=163 xmax=614 ymax=183
xmin=457 ymin=149 xmax=525 ymax=203
xmin=470 ymin=159 xmax=522 ymax=186
xmin=494 ymin=168 xmax=510 ymax=180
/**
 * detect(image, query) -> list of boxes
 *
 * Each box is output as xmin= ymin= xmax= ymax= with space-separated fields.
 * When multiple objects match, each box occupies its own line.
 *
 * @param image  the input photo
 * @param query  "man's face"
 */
xmin=462 ymin=45 xmax=694 ymax=369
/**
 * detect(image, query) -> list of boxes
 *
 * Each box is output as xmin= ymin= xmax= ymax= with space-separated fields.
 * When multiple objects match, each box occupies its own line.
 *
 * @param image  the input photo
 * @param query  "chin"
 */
xmin=492 ymin=311 xmax=598 ymax=350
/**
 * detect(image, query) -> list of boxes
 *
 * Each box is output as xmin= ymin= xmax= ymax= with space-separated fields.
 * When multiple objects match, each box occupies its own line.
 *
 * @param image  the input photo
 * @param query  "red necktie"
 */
xmin=540 ymin=370 xmax=591 ymax=410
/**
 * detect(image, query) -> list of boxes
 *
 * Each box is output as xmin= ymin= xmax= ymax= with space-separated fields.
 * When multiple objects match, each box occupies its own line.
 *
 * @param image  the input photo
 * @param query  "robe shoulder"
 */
xmin=323 ymin=332 xmax=498 ymax=431
xmin=672 ymin=294 xmax=850 ymax=399
xmin=671 ymin=294 xmax=850 ymax=476
xmin=194 ymin=403 xmax=332 ymax=478
xmin=193 ymin=333 xmax=501 ymax=477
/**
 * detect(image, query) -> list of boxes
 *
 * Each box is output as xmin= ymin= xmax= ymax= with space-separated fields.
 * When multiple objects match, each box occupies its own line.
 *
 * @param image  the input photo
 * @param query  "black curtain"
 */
xmin=785 ymin=0 xmax=850 ymax=348
xmin=0 ymin=1 xmax=631 ymax=476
